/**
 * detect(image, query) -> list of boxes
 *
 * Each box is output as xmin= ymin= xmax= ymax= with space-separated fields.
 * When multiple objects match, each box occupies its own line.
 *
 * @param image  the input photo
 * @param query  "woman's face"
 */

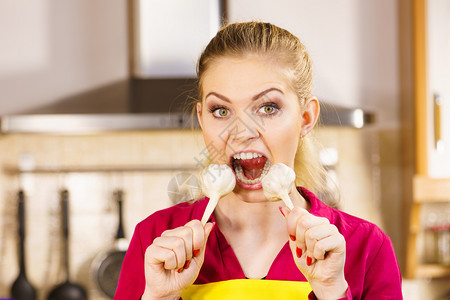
xmin=197 ymin=55 xmax=318 ymax=191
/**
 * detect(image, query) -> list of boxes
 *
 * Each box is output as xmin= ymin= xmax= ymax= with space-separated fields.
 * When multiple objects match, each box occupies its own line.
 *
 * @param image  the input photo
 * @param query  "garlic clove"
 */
xmin=261 ymin=163 xmax=296 ymax=210
xmin=200 ymin=164 xmax=236 ymax=225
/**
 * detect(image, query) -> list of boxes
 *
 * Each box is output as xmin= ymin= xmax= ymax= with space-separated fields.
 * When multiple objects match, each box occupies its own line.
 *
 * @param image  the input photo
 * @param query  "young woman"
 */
xmin=115 ymin=22 xmax=402 ymax=300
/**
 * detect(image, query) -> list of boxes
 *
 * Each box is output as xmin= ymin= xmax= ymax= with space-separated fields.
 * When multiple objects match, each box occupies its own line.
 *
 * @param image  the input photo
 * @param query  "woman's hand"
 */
xmin=280 ymin=207 xmax=348 ymax=300
xmin=141 ymin=220 xmax=215 ymax=300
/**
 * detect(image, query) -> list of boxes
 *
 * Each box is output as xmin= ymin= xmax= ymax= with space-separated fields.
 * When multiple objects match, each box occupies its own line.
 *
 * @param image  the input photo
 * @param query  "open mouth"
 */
xmin=231 ymin=151 xmax=271 ymax=186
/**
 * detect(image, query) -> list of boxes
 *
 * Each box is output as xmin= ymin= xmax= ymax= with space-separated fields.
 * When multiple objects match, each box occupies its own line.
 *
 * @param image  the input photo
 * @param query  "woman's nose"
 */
xmin=226 ymin=114 xmax=260 ymax=144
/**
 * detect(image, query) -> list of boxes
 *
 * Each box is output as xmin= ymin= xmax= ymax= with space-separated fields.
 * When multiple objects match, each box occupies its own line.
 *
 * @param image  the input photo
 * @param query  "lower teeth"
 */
xmin=235 ymin=160 xmax=270 ymax=185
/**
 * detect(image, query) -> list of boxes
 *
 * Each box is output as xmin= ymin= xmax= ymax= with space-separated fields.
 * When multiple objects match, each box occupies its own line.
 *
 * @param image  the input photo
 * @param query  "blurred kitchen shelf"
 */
xmin=5 ymin=164 xmax=200 ymax=174
xmin=415 ymin=264 xmax=450 ymax=278
xmin=0 ymin=104 xmax=375 ymax=134
xmin=413 ymin=176 xmax=450 ymax=202
xmin=0 ymin=113 xmax=197 ymax=134
xmin=406 ymin=175 xmax=450 ymax=279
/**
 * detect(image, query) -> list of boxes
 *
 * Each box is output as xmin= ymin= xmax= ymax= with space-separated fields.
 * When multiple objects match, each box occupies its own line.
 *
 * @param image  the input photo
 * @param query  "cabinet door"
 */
xmin=427 ymin=0 xmax=450 ymax=177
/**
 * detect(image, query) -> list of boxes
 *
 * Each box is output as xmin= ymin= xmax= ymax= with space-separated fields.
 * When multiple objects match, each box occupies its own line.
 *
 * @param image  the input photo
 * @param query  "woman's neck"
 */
xmin=213 ymin=186 xmax=309 ymax=233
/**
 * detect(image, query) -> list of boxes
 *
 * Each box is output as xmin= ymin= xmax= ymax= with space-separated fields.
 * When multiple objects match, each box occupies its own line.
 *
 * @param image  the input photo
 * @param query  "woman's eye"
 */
xmin=212 ymin=107 xmax=230 ymax=118
xmin=258 ymin=104 xmax=278 ymax=115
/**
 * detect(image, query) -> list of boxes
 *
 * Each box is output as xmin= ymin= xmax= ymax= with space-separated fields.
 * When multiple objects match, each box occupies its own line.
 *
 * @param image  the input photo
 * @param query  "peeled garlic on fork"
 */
xmin=261 ymin=163 xmax=296 ymax=210
xmin=200 ymin=164 xmax=236 ymax=225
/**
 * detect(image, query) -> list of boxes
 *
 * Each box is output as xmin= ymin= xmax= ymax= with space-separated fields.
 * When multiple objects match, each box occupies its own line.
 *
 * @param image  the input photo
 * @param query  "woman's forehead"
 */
xmin=200 ymin=56 xmax=296 ymax=99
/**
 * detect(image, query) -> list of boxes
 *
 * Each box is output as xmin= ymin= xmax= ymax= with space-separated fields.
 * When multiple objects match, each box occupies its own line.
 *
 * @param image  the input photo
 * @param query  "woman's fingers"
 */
xmin=151 ymin=235 xmax=187 ymax=270
xmin=143 ymin=220 xmax=215 ymax=300
xmin=285 ymin=207 xmax=309 ymax=237
xmin=304 ymin=223 xmax=339 ymax=261
xmin=146 ymin=241 xmax=181 ymax=270
xmin=312 ymin=233 xmax=345 ymax=260
xmin=282 ymin=206 xmax=342 ymax=265
xmin=286 ymin=208 xmax=328 ymax=246
xmin=147 ymin=219 xmax=213 ymax=272
xmin=185 ymin=219 xmax=207 ymax=257
xmin=281 ymin=205 xmax=347 ymax=298
xmin=161 ymin=226 xmax=193 ymax=268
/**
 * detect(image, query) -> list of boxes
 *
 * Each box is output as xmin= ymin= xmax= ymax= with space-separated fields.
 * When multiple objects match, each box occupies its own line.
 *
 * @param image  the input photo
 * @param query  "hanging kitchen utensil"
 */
xmin=92 ymin=189 xmax=127 ymax=298
xmin=47 ymin=189 xmax=87 ymax=300
xmin=10 ymin=190 xmax=37 ymax=300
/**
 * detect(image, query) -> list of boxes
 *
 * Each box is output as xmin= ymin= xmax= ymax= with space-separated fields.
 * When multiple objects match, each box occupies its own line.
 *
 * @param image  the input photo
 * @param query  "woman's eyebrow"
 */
xmin=205 ymin=87 xmax=283 ymax=103
xmin=205 ymin=92 xmax=231 ymax=103
xmin=252 ymin=88 xmax=284 ymax=101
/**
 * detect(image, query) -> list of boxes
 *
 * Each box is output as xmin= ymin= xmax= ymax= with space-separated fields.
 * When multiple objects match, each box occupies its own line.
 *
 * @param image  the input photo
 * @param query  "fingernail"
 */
xmin=296 ymin=247 xmax=302 ymax=258
xmin=278 ymin=206 xmax=285 ymax=217
xmin=184 ymin=260 xmax=191 ymax=269
xmin=306 ymin=256 xmax=312 ymax=266
xmin=289 ymin=234 xmax=296 ymax=241
xmin=177 ymin=268 xmax=183 ymax=273
xmin=193 ymin=249 xmax=200 ymax=257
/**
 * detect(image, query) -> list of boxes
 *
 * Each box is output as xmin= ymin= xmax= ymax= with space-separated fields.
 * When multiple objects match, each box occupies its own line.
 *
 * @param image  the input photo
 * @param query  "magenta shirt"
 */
xmin=115 ymin=188 xmax=402 ymax=299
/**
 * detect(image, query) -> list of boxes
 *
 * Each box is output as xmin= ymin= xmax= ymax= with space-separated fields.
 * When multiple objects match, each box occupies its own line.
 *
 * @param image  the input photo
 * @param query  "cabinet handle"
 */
xmin=433 ymin=93 xmax=443 ymax=152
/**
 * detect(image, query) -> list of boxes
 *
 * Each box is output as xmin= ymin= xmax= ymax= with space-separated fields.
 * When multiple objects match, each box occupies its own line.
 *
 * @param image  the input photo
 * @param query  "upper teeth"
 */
xmin=233 ymin=152 xmax=263 ymax=160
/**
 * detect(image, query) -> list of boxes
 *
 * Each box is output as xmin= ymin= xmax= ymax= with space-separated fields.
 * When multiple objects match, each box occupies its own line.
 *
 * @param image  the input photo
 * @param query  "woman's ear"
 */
xmin=300 ymin=96 xmax=320 ymax=137
xmin=196 ymin=102 xmax=204 ymax=130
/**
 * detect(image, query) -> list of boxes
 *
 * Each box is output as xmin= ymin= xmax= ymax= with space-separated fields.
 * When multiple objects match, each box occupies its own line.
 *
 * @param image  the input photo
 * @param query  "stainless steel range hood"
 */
xmin=0 ymin=0 xmax=374 ymax=134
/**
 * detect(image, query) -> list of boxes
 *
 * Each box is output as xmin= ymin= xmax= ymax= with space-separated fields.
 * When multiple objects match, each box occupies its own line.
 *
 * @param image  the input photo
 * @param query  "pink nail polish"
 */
xmin=296 ymin=247 xmax=302 ymax=258
xmin=306 ymin=256 xmax=312 ymax=266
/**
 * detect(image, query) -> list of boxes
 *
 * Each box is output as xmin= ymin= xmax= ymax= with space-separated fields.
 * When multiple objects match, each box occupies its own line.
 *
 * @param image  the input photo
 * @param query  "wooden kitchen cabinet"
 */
xmin=405 ymin=0 xmax=450 ymax=279
xmin=407 ymin=176 xmax=450 ymax=278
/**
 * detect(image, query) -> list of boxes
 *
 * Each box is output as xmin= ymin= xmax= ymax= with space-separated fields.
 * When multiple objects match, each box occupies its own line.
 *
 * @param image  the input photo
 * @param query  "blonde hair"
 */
xmin=194 ymin=21 xmax=337 ymax=206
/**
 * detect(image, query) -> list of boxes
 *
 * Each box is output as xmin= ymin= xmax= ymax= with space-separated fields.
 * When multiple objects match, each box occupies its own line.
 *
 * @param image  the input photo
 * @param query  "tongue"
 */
xmin=239 ymin=157 xmax=267 ymax=180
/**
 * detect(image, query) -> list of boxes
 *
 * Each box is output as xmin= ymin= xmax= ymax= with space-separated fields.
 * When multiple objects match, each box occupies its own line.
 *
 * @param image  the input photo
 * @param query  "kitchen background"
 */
xmin=0 ymin=0 xmax=449 ymax=299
